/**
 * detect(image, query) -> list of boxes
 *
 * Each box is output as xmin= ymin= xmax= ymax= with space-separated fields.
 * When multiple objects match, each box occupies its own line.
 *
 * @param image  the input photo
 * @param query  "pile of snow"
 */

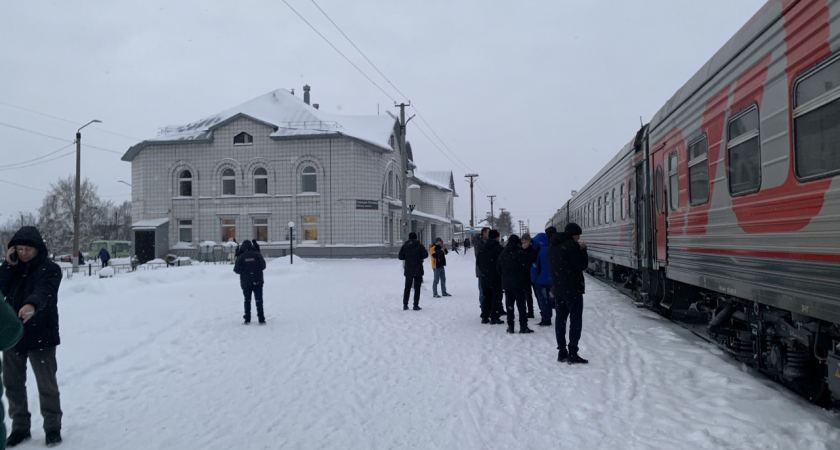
xmin=98 ymin=267 xmax=114 ymax=278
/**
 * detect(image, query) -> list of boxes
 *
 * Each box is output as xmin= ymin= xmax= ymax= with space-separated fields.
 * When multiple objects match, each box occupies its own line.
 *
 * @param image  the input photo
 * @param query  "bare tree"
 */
xmin=37 ymin=176 xmax=109 ymax=254
xmin=496 ymin=210 xmax=514 ymax=237
xmin=0 ymin=213 xmax=36 ymax=252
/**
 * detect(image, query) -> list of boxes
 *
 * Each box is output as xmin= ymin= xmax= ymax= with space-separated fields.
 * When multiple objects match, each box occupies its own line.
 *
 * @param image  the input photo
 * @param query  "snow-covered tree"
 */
xmin=37 ymin=176 xmax=109 ymax=254
xmin=496 ymin=210 xmax=514 ymax=237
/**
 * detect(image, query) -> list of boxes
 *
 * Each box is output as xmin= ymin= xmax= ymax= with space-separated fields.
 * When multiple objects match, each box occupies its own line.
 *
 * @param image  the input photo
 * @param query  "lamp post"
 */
xmin=117 ymin=180 xmax=132 ymax=187
xmin=73 ymin=119 xmax=102 ymax=273
xmin=288 ymin=221 xmax=294 ymax=264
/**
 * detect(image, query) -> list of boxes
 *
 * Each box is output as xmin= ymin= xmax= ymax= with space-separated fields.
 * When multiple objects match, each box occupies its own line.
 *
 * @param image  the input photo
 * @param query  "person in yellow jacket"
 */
xmin=429 ymin=238 xmax=451 ymax=298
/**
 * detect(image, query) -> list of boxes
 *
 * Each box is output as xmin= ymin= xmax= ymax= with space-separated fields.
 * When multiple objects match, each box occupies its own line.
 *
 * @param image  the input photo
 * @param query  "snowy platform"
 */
xmin=32 ymin=253 xmax=840 ymax=449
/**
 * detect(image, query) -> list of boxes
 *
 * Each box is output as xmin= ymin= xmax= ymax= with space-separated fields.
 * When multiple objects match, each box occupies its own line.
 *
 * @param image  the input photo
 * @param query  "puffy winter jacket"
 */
xmin=530 ymin=233 xmax=551 ymax=285
xmin=547 ymin=232 xmax=589 ymax=296
xmin=496 ymin=235 xmax=531 ymax=290
xmin=233 ymin=240 xmax=266 ymax=286
xmin=398 ymin=239 xmax=428 ymax=277
xmin=0 ymin=226 xmax=62 ymax=355
xmin=476 ymin=240 xmax=503 ymax=286
xmin=430 ymin=244 xmax=447 ymax=269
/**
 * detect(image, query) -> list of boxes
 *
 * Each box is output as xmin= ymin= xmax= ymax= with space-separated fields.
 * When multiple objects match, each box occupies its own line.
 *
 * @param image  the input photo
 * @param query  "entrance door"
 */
xmin=634 ymin=163 xmax=646 ymax=269
xmin=135 ymin=231 xmax=155 ymax=264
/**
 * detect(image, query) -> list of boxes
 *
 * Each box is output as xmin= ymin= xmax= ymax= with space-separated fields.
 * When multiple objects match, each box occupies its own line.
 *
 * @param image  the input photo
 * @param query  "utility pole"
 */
xmin=73 ymin=120 xmax=101 ymax=273
xmin=518 ymin=220 xmax=524 ymax=235
xmin=487 ymin=195 xmax=496 ymax=229
xmin=464 ymin=174 xmax=479 ymax=233
xmin=395 ymin=103 xmax=414 ymax=242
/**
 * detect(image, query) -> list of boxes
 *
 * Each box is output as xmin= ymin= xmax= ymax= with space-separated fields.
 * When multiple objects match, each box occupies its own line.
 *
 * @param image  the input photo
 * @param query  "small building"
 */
xmin=122 ymin=87 xmax=456 ymax=258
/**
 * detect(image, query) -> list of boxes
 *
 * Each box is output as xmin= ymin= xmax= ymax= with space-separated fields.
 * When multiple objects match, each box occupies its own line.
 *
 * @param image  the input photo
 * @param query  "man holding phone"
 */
xmin=0 ymin=226 xmax=63 ymax=447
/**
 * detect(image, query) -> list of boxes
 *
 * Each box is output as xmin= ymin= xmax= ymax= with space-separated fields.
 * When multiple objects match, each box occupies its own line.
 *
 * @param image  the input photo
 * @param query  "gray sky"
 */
xmin=0 ymin=0 xmax=766 ymax=231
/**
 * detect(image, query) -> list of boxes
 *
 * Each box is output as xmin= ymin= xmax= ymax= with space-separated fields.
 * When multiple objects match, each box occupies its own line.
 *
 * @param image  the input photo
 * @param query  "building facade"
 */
xmin=122 ymin=88 xmax=455 ymax=260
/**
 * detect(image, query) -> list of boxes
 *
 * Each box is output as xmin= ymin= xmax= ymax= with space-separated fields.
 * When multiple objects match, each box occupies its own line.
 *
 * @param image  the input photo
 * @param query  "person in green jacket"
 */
xmin=0 ymin=292 xmax=24 ymax=450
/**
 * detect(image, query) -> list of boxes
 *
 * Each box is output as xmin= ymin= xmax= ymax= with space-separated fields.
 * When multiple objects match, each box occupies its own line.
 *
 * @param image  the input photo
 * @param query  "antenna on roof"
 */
xmin=639 ymin=115 xmax=643 ymax=127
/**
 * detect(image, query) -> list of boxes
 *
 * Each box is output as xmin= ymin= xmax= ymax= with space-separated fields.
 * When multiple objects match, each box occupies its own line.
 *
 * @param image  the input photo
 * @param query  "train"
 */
xmin=546 ymin=0 xmax=840 ymax=405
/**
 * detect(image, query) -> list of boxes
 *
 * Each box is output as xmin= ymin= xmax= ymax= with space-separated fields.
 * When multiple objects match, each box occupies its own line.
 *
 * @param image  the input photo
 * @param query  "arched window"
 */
xmin=253 ymin=168 xmax=268 ymax=194
xmin=234 ymin=132 xmax=253 ymax=145
xmin=388 ymin=173 xmax=394 ymax=198
xmin=222 ymin=168 xmax=236 ymax=195
xmin=302 ymin=166 xmax=317 ymax=192
xmin=179 ymin=170 xmax=192 ymax=197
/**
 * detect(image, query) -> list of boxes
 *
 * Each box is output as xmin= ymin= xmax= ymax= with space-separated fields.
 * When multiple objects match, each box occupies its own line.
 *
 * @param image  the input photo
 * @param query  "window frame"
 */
xmin=687 ymin=134 xmax=710 ymax=206
xmin=668 ymin=152 xmax=679 ymax=211
xmin=221 ymin=168 xmax=236 ymax=196
xmin=233 ymin=132 xmax=253 ymax=146
xmin=221 ymin=218 xmax=236 ymax=242
xmin=597 ymin=197 xmax=602 ymax=225
xmin=301 ymin=166 xmax=317 ymax=193
xmin=178 ymin=219 xmax=193 ymax=243
xmin=253 ymin=217 xmax=268 ymax=242
xmin=726 ymin=104 xmax=762 ymax=197
xmin=620 ymin=183 xmax=626 ymax=220
xmin=178 ymin=170 xmax=193 ymax=197
xmin=792 ymin=53 xmax=840 ymax=181
xmin=611 ymin=188 xmax=616 ymax=222
xmin=302 ymin=216 xmax=318 ymax=242
xmin=253 ymin=167 xmax=268 ymax=195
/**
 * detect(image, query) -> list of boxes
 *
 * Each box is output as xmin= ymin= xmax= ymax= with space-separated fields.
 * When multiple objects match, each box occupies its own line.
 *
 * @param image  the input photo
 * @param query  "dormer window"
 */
xmin=234 ymin=132 xmax=253 ymax=145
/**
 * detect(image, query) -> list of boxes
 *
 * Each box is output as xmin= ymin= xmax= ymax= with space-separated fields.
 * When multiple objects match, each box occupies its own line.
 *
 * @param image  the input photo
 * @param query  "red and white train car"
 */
xmin=548 ymin=0 xmax=840 ymax=404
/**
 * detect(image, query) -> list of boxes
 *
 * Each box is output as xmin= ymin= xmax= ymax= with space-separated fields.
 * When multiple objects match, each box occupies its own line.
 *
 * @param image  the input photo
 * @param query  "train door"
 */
xmin=633 ymin=164 xmax=646 ymax=268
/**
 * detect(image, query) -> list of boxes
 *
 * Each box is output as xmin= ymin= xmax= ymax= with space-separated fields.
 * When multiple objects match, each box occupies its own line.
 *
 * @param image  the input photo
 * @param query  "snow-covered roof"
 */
xmin=131 ymin=218 xmax=169 ymax=229
xmin=412 ymin=170 xmax=457 ymax=197
xmin=122 ymin=89 xmax=397 ymax=161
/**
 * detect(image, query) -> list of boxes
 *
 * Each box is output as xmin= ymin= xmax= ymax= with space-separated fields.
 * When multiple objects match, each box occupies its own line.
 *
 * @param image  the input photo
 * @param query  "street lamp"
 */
xmin=288 ymin=221 xmax=295 ymax=264
xmin=118 ymin=180 xmax=132 ymax=187
xmin=73 ymin=119 xmax=102 ymax=273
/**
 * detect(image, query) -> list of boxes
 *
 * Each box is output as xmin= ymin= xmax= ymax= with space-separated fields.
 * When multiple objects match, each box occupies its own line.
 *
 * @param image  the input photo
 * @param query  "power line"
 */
xmin=408 ymin=121 xmax=470 ymax=175
xmin=0 ymin=150 xmax=75 ymax=172
xmin=0 ymin=143 xmax=74 ymax=169
xmin=0 ymin=121 xmax=122 ymax=154
xmin=281 ymin=0 xmax=397 ymax=103
xmin=0 ymin=178 xmax=48 ymax=192
xmin=0 ymin=100 xmax=141 ymax=141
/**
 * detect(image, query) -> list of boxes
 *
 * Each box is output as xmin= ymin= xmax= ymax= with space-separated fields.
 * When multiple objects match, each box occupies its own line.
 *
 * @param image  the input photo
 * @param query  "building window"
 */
xmin=302 ymin=166 xmax=317 ymax=193
xmin=178 ymin=219 xmax=192 ymax=243
xmin=388 ymin=173 xmax=394 ymax=198
xmin=234 ymin=132 xmax=253 ymax=145
xmin=222 ymin=168 xmax=236 ymax=195
xmin=253 ymin=218 xmax=268 ymax=242
xmin=793 ymin=56 xmax=840 ymax=180
xmin=179 ymin=170 xmax=192 ymax=197
xmin=727 ymin=106 xmax=761 ymax=196
xmin=221 ymin=218 xmax=236 ymax=242
xmin=384 ymin=217 xmax=389 ymax=243
xmin=668 ymin=152 xmax=679 ymax=210
xmin=303 ymin=216 xmax=318 ymax=241
xmin=655 ymin=165 xmax=664 ymax=214
xmin=688 ymin=135 xmax=710 ymax=205
xmin=254 ymin=168 xmax=268 ymax=194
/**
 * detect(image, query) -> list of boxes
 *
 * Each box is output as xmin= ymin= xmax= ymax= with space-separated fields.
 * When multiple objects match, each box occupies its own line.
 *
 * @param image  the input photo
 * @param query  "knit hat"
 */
xmin=521 ymin=233 xmax=532 ymax=242
xmin=409 ymin=232 xmax=417 ymax=240
xmin=488 ymin=230 xmax=500 ymax=240
xmin=564 ymin=223 xmax=583 ymax=236
xmin=545 ymin=226 xmax=557 ymax=240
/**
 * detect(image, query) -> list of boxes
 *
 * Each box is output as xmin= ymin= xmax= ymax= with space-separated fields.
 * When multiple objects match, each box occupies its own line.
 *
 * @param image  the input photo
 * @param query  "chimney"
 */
xmin=313 ymin=103 xmax=319 ymax=110
xmin=303 ymin=85 xmax=310 ymax=105
xmin=291 ymin=88 xmax=295 ymax=95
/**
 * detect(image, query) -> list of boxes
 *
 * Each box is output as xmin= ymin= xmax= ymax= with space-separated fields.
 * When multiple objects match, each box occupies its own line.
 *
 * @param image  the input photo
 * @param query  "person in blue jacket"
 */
xmin=530 ymin=228 xmax=555 ymax=326
xmin=98 ymin=247 xmax=110 ymax=269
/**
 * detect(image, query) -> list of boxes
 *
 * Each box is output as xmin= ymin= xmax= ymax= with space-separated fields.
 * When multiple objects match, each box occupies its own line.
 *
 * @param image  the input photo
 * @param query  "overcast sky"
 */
xmin=0 ymin=0 xmax=767 ymax=232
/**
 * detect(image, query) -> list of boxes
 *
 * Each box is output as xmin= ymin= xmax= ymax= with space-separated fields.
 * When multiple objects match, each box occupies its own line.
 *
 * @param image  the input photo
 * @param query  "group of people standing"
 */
xmin=473 ymin=223 xmax=590 ymax=364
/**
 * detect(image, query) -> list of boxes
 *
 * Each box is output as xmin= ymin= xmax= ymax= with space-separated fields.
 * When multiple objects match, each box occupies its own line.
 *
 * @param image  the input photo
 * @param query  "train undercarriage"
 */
xmin=588 ymin=259 xmax=839 ymax=408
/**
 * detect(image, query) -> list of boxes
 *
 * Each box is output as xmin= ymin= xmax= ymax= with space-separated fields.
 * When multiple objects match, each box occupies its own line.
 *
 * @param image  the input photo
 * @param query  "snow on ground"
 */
xmin=8 ymin=252 xmax=840 ymax=449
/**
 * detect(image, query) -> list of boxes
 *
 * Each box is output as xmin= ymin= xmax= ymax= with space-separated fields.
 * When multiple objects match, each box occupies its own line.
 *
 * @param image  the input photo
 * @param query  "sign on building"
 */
xmin=355 ymin=200 xmax=379 ymax=210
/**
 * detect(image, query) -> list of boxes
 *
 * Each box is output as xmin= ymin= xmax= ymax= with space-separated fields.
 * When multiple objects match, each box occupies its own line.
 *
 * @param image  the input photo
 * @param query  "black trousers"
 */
xmin=480 ymin=282 xmax=503 ymax=320
xmin=403 ymin=276 xmax=422 ymax=306
xmin=3 ymin=347 xmax=62 ymax=432
xmin=243 ymin=283 xmax=265 ymax=320
xmin=556 ymin=293 xmax=584 ymax=354
xmin=504 ymin=288 xmax=529 ymax=327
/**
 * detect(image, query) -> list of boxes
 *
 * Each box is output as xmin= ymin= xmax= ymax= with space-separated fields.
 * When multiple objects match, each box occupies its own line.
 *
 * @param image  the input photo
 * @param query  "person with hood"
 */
xmin=472 ymin=227 xmax=490 ymax=314
xmin=520 ymin=233 xmax=537 ymax=319
xmin=476 ymin=230 xmax=504 ymax=325
xmin=463 ymin=237 xmax=470 ymax=253
xmin=548 ymin=223 xmax=589 ymax=364
xmin=530 ymin=231 xmax=554 ymax=326
xmin=0 ymin=226 xmax=64 ymax=447
xmin=398 ymin=232 xmax=428 ymax=310
xmin=98 ymin=247 xmax=110 ymax=269
xmin=429 ymin=238 xmax=451 ymax=298
xmin=233 ymin=240 xmax=267 ymax=325
xmin=496 ymin=234 xmax=534 ymax=334
xmin=0 ymin=291 xmax=23 ymax=450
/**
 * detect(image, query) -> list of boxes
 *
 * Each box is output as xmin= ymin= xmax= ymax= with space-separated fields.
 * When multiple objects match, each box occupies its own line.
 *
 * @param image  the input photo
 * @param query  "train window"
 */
xmin=668 ymin=153 xmax=679 ymax=210
xmin=605 ymin=193 xmax=610 ymax=223
xmin=628 ymin=179 xmax=634 ymax=219
xmin=612 ymin=188 xmax=616 ymax=222
xmin=597 ymin=197 xmax=602 ymax=225
xmin=793 ymin=55 xmax=840 ymax=180
xmin=727 ymin=106 xmax=761 ymax=196
xmin=620 ymin=184 xmax=625 ymax=220
xmin=655 ymin=165 xmax=664 ymax=214
xmin=688 ymin=135 xmax=710 ymax=205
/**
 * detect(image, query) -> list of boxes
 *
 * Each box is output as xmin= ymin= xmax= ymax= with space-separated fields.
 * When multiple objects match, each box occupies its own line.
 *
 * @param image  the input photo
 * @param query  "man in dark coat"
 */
xmin=0 ymin=291 xmax=23 ymax=450
xmin=233 ymin=240 xmax=267 ymax=324
xmin=0 ymin=226 xmax=63 ymax=447
xmin=497 ymin=235 xmax=534 ymax=334
xmin=398 ymin=232 xmax=428 ymax=310
xmin=98 ymin=247 xmax=111 ymax=269
xmin=520 ymin=233 xmax=537 ymax=319
xmin=547 ymin=223 xmax=589 ymax=364
xmin=477 ymin=230 xmax=505 ymax=325
xmin=472 ymin=227 xmax=490 ymax=315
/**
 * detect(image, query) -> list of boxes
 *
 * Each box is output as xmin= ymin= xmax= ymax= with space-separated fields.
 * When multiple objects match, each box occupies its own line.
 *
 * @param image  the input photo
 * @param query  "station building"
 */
xmin=121 ymin=87 xmax=456 ymax=261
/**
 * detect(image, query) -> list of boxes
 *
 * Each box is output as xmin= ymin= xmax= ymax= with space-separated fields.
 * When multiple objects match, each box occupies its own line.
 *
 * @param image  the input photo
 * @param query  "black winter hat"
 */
xmin=565 ymin=222 xmax=583 ymax=236
xmin=521 ymin=233 xmax=532 ymax=242
xmin=545 ymin=226 xmax=557 ymax=239
xmin=488 ymin=230 xmax=500 ymax=240
xmin=8 ymin=226 xmax=48 ymax=252
xmin=409 ymin=232 xmax=417 ymax=240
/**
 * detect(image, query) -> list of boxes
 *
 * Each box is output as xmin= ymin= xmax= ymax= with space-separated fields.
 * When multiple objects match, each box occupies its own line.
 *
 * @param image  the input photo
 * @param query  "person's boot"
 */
xmin=557 ymin=350 xmax=569 ymax=363
xmin=519 ymin=326 xmax=534 ymax=334
xmin=45 ymin=430 xmax=62 ymax=447
xmin=403 ymin=304 xmax=409 ymax=310
xmin=258 ymin=317 xmax=266 ymax=325
xmin=537 ymin=320 xmax=552 ymax=327
xmin=413 ymin=305 xmax=422 ymax=311
xmin=442 ymin=293 xmax=452 ymax=297
xmin=481 ymin=317 xmax=490 ymax=324
xmin=506 ymin=324 xmax=515 ymax=334
xmin=6 ymin=430 xmax=31 ymax=447
xmin=567 ymin=353 xmax=589 ymax=365
xmin=243 ymin=315 xmax=250 ymax=325
xmin=527 ymin=312 xmax=535 ymax=319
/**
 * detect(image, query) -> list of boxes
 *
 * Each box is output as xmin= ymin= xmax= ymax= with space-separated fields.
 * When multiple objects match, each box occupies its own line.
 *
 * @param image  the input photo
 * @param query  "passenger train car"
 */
xmin=547 ymin=0 xmax=840 ymax=404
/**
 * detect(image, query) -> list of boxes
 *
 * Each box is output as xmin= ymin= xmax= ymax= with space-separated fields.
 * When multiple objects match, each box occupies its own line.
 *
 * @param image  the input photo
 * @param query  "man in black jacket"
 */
xmin=477 ymin=230 xmax=505 ymax=325
xmin=398 ymin=232 xmax=428 ymax=310
xmin=472 ymin=227 xmax=490 ymax=314
xmin=0 ymin=226 xmax=63 ymax=447
xmin=234 ymin=240 xmax=267 ymax=324
xmin=497 ymin=235 xmax=534 ymax=334
xmin=547 ymin=223 xmax=589 ymax=364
